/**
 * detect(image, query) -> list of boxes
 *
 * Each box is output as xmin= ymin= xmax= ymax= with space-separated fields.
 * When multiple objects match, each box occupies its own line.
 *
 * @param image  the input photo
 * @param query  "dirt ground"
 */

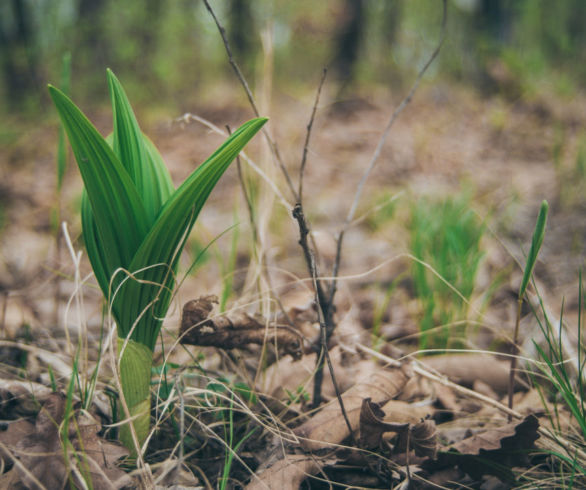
xmin=1 ymin=81 xmax=585 ymax=488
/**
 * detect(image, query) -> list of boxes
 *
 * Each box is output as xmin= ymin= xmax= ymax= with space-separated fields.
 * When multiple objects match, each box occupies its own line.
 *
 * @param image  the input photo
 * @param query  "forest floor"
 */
xmin=1 ymin=81 xmax=586 ymax=488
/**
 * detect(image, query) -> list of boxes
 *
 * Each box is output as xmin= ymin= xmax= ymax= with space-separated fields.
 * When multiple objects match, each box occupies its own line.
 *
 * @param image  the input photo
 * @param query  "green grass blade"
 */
xmin=519 ymin=200 xmax=549 ymax=298
xmin=119 ymin=117 xmax=267 ymax=349
xmin=107 ymin=69 xmax=172 ymax=224
xmin=49 ymin=85 xmax=150 ymax=291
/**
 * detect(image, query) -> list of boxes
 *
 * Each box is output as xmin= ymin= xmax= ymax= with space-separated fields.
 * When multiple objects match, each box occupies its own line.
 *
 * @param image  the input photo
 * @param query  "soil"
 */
xmin=1 ymin=81 xmax=585 ymax=488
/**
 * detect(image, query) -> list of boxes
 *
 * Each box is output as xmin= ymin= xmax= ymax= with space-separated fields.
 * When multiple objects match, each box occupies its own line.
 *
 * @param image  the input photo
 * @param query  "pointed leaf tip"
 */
xmin=519 ymin=199 xmax=549 ymax=297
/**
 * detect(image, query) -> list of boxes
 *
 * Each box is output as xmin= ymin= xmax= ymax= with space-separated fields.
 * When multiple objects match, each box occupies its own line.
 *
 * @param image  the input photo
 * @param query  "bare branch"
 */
xmin=292 ymin=203 xmax=355 ymax=442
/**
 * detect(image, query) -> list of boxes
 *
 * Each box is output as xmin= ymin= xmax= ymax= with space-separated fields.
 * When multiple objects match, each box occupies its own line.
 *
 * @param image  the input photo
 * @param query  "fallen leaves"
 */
xmin=293 ymin=364 xmax=413 ymax=451
xmin=428 ymin=414 xmax=541 ymax=482
xmin=246 ymin=455 xmax=322 ymax=490
xmin=180 ymin=295 xmax=303 ymax=359
xmin=248 ymin=352 xmax=549 ymax=488
xmin=0 ymin=392 xmax=130 ymax=490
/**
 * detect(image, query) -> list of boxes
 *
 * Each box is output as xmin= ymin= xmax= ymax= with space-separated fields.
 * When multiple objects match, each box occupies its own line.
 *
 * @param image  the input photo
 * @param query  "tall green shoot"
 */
xmin=49 ymin=70 xmax=267 ymax=453
xmin=508 ymin=200 xmax=548 ymax=416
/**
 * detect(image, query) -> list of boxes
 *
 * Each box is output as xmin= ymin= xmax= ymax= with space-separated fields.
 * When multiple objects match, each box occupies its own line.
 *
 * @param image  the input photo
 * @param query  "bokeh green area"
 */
xmin=2 ymin=0 xmax=586 ymax=116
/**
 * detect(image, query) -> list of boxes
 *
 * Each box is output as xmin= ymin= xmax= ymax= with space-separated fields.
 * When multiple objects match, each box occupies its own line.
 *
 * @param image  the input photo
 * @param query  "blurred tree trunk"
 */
xmin=0 ymin=0 xmax=42 ymax=110
xmin=76 ymin=0 xmax=110 ymax=95
xmin=136 ymin=0 xmax=163 ymax=82
xmin=228 ymin=0 xmax=257 ymax=76
xmin=381 ymin=1 xmax=403 ymax=88
xmin=471 ymin=0 xmax=514 ymax=95
xmin=331 ymin=0 xmax=365 ymax=93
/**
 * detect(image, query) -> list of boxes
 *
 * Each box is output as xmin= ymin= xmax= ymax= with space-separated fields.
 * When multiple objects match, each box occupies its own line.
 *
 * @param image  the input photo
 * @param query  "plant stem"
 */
xmin=508 ymin=297 xmax=523 ymax=420
xmin=118 ymin=337 xmax=152 ymax=454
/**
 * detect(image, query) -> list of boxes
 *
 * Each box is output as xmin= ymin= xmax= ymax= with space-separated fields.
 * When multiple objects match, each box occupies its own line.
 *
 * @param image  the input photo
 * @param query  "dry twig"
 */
xmin=202 ymin=0 xmax=298 ymax=201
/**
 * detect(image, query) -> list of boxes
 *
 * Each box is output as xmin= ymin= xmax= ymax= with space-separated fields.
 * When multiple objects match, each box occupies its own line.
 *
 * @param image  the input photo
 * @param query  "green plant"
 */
xmin=49 ymin=69 xmax=266 ymax=453
xmin=528 ymin=274 xmax=586 ymax=482
xmin=204 ymin=377 xmax=257 ymax=489
xmin=410 ymin=194 xmax=485 ymax=350
xmin=508 ymin=200 xmax=548 ymax=413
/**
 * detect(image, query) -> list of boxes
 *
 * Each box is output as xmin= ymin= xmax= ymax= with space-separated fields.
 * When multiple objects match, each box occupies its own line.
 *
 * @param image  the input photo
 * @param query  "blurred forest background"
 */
xmin=2 ymin=0 xmax=586 ymax=117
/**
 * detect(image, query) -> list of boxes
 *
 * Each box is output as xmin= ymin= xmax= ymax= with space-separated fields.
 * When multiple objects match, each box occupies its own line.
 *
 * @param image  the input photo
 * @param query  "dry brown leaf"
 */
xmin=294 ymin=364 xmax=412 ymax=451
xmin=380 ymin=399 xmax=433 ymax=424
xmin=429 ymin=414 xmax=540 ymax=482
xmin=180 ymin=295 xmax=303 ymax=359
xmin=261 ymin=346 xmax=350 ymax=402
xmin=359 ymin=398 xmax=408 ymax=449
xmin=394 ymin=419 xmax=438 ymax=459
xmin=0 ymin=419 xmax=34 ymax=464
xmin=0 ymin=379 xmax=52 ymax=418
xmin=246 ymin=454 xmax=321 ymax=490
xmin=0 ymin=467 xmax=24 ymax=489
xmin=0 ymin=392 xmax=130 ymax=490
xmin=419 ymin=354 xmax=516 ymax=394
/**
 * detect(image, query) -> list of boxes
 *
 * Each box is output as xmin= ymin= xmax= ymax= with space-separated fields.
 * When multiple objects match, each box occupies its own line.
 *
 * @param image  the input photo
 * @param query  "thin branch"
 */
xmin=293 ymin=203 xmax=356 ymax=444
xmin=346 ymin=0 xmax=447 ymax=224
xmin=327 ymin=0 xmax=448 ymax=310
xmin=298 ymin=68 xmax=327 ymax=202
xmin=202 ymin=0 xmax=259 ymax=116
xmin=203 ymin=0 xmax=298 ymax=202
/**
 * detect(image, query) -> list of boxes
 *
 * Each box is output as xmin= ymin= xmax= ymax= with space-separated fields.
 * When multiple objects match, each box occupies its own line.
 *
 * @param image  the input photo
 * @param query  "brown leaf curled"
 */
xmin=359 ymin=398 xmax=408 ymax=449
xmin=180 ymin=295 xmax=302 ymax=359
xmin=428 ymin=414 xmax=540 ymax=481
xmin=394 ymin=418 xmax=438 ymax=460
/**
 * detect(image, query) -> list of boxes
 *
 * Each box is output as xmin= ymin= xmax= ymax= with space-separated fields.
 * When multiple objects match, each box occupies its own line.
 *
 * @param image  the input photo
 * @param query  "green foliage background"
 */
xmin=2 ymin=0 xmax=586 ymax=115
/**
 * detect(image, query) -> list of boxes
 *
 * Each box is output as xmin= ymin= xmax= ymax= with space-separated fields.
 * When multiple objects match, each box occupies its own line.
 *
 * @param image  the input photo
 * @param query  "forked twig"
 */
xmin=203 ymin=0 xmax=353 ymax=432
xmin=204 ymin=0 xmax=446 ymax=430
xmin=293 ymin=203 xmax=356 ymax=443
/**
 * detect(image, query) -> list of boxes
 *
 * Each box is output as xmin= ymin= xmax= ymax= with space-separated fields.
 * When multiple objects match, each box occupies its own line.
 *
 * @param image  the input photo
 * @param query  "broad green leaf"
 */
xmin=81 ymin=192 xmax=110 ymax=295
xmin=119 ymin=117 xmax=267 ymax=348
xmin=143 ymin=134 xmax=175 ymax=204
xmin=107 ymin=69 xmax=172 ymax=224
xmin=49 ymin=85 xmax=150 ymax=283
xmin=82 ymin=135 xmax=175 ymax=338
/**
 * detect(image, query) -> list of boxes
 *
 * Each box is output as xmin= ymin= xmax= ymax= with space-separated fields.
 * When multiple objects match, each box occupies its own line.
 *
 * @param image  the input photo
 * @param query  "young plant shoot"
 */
xmin=508 ymin=200 xmax=548 ymax=416
xmin=49 ymin=70 xmax=267 ymax=452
